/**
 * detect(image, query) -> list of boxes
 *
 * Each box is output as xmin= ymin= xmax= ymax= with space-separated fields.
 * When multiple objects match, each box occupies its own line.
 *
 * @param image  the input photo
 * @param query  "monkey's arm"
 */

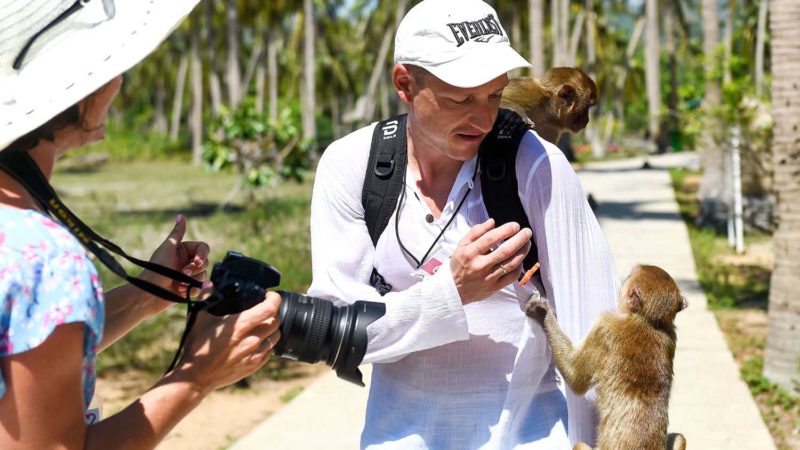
xmin=526 ymin=299 xmax=604 ymax=394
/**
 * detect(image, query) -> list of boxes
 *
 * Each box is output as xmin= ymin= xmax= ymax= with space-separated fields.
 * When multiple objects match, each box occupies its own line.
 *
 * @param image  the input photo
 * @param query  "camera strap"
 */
xmin=0 ymin=146 xmax=203 ymax=304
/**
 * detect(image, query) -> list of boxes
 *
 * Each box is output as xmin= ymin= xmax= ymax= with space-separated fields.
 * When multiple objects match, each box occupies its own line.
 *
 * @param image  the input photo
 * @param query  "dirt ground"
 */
xmin=94 ymin=363 xmax=328 ymax=450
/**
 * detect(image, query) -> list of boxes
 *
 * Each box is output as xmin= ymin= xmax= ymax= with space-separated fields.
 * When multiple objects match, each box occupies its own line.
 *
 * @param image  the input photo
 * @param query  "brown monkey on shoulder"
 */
xmin=525 ymin=264 xmax=688 ymax=450
xmin=501 ymin=67 xmax=598 ymax=145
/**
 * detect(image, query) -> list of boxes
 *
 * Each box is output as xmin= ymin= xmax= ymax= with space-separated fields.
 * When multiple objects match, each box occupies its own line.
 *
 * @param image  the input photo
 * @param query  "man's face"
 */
xmin=404 ymin=69 xmax=508 ymax=162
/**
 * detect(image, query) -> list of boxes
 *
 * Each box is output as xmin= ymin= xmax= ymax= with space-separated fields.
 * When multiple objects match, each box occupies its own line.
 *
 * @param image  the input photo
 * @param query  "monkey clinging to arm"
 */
xmin=501 ymin=67 xmax=598 ymax=145
xmin=525 ymin=264 xmax=688 ymax=450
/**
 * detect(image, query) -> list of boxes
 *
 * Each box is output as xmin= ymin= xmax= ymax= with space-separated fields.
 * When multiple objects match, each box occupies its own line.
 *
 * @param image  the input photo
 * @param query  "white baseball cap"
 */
xmin=394 ymin=0 xmax=531 ymax=88
xmin=0 ymin=0 xmax=201 ymax=149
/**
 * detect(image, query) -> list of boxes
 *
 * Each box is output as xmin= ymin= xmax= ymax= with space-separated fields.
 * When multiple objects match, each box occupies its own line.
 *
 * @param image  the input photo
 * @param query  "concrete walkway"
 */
xmin=229 ymin=152 xmax=775 ymax=450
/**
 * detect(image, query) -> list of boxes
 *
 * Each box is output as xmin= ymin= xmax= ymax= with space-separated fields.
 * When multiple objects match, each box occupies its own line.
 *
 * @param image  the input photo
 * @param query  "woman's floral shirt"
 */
xmin=0 ymin=207 xmax=104 ymax=409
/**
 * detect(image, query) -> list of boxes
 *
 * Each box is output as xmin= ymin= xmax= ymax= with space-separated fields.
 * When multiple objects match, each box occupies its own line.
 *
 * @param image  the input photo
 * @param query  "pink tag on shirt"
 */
xmin=420 ymin=257 xmax=443 ymax=276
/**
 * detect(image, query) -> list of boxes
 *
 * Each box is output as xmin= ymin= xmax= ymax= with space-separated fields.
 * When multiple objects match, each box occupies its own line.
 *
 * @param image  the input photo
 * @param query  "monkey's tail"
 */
xmin=667 ymin=433 xmax=686 ymax=450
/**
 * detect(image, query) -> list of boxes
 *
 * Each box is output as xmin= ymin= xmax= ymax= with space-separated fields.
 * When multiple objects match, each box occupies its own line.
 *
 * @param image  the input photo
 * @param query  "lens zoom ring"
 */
xmin=306 ymin=300 xmax=332 ymax=354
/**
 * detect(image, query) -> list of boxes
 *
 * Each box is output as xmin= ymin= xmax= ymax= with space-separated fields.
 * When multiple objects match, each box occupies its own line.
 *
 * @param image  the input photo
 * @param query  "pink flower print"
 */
xmin=22 ymin=244 xmax=40 ymax=263
xmin=90 ymin=273 xmax=104 ymax=299
xmin=43 ymin=304 xmax=74 ymax=328
xmin=0 ymin=336 xmax=13 ymax=354
xmin=71 ymin=252 xmax=86 ymax=271
xmin=0 ymin=232 xmax=5 ymax=247
xmin=69 ymin=276 xmax=84 ymax=297
xmin=40 ymin=216 xmax=61 ymax=229
xmin=38 ymin=240 xmax=51 ymax=255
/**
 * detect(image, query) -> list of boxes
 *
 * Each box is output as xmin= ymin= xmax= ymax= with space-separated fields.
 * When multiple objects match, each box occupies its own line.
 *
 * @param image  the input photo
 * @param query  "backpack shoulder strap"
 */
xmin=362 ymin=114 xmax=408 ymax=296
xmin=479 ymin=109 xmax=542 ymax=281
xmin=362 ymin=114 xmax=408 ymax=247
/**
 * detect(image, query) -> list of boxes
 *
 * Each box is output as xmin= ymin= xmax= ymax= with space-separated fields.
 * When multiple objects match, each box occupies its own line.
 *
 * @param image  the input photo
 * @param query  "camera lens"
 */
xmin=273 ymin=291 xmax=385 ymax=386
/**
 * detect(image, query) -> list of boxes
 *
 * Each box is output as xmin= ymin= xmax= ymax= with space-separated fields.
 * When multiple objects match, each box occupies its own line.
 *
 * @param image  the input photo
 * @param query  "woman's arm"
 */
xmin=0 ymin=293 xmax=281 ymax=450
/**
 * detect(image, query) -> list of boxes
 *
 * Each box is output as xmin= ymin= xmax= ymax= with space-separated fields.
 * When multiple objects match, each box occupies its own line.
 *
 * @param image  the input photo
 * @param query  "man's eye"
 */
xmin=490 ymin=92 xmax=503 ymax=100
xmin=449 ymin=97 xmax=470 ymax=105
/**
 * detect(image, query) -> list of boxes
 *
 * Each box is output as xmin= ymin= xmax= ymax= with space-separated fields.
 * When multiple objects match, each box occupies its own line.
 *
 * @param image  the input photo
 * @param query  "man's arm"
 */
xmin=518 ymin=131 xmax=620 ymax=445
xmin=307 ymin=128 xmax=469 ymax=364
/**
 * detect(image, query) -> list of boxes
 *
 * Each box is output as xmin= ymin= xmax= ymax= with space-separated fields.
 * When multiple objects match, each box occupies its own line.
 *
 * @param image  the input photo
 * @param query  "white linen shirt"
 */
xmin=308 ymin=122 xmax=620 ymax=450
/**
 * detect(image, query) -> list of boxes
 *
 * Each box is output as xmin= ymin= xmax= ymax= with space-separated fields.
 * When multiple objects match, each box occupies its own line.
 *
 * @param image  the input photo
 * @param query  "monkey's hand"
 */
xmin=524 ymin=296 xmax=551 ymax=325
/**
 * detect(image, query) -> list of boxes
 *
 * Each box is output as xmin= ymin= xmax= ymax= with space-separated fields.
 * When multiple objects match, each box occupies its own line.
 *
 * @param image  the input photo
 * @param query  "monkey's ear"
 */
xmin=557 ymin=84 xmax=577 ymax=106
xmin=626 ymin=287 xmax=642 ymax=312
xmin=680 ymin=296 xmax=689 ymax=311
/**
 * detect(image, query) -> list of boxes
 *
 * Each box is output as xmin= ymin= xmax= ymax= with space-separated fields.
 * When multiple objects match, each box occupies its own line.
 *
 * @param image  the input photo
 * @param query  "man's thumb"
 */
xmin=167 ymin=214 xmax=187 ymax=245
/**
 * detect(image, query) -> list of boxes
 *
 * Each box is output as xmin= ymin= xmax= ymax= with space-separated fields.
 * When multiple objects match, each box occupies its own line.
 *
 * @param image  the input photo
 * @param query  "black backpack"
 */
xmin=362 ymin=108 xmax=542 ymax=295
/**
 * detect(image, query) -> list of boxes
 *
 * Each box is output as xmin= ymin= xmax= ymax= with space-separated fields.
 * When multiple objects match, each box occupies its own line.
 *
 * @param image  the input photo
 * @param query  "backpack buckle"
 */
xmin=374 ymin=158 xmax=395 ymax=178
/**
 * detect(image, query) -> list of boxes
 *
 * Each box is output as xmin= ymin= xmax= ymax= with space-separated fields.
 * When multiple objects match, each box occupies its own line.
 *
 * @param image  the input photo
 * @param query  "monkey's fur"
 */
xmin=525 ymin=265 xmax=688 ymax=450
xmin=501 ymin=67 xmax=598 ymax=145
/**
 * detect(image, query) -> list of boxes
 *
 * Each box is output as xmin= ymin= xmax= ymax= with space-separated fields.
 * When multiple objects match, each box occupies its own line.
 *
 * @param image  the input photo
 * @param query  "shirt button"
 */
xmin=425 ymin=214 xmax=434 ymax=223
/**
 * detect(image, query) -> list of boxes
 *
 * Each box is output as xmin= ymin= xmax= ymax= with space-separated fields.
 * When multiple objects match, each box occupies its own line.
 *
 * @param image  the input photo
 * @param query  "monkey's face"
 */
xmin=403 ymin=71 xmax=507 ymax=161
xmin=567 ymin=91 xmax=597 ymax=133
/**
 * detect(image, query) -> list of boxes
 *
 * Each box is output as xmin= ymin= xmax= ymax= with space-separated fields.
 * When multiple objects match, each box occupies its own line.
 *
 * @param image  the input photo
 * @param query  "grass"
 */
xmin=53 ymin=157 xmax=314 ymax=375
xmin=279 ymin=386 xmax=305 ymax=403
xmin=670 ymin=167 xmax=800 ymax=449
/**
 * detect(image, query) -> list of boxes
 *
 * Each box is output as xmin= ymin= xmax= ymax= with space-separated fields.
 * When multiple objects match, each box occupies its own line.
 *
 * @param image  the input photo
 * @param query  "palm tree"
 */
xmin=763 ymin=0 xmax=800 ymax=394
xmin=697 ymin=0 xmax=727 ymax=229
xmin=644 ymin=0 xmax=661 ymax=148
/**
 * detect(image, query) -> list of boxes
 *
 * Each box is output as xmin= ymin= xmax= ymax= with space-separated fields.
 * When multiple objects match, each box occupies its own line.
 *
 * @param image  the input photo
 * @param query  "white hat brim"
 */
xmin=0 ymin=0 xmax=201 ymax=149
xmin=421 ymin=45 xmax=532 ymax=89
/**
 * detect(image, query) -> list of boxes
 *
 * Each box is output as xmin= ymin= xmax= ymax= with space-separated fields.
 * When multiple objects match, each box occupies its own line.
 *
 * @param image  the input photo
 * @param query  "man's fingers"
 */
xmin=457 ymin=218 xmax=495 ymax=248
xmin=471 ymin=222 xmax=524 ymax=255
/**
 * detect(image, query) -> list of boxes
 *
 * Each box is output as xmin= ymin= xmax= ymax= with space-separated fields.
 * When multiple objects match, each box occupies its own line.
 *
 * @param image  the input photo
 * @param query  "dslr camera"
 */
xmin=203 ymin=251 xmax=385 ymax=386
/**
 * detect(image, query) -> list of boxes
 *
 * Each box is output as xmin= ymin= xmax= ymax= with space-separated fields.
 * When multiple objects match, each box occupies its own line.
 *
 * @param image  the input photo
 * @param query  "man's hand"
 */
xmin=450 ymin=218 xmax=532 ymax=304
xmin=140 ymin=214 xmax=210 ymax=308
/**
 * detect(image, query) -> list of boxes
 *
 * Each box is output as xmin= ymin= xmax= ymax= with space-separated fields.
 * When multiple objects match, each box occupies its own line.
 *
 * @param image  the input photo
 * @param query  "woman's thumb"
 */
xmin=166 ymin=214 xmax=187 ymax=245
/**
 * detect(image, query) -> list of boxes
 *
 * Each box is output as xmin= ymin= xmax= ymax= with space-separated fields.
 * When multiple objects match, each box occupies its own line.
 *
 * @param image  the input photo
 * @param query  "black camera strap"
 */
xmin=0 ymin=145 xmax=208 ymax=373
xmin=0 ymin=147 xmax=203 ymax=303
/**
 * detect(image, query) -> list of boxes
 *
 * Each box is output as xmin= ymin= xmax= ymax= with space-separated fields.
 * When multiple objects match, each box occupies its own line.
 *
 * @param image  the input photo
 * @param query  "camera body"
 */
xmin=205 ymin=251 xmax=385 ymax=386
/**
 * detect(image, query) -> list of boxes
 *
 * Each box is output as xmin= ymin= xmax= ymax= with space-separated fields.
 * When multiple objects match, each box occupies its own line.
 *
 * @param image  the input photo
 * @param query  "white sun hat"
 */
xmin=393 ymin=0 xmax=531 ymax=89
xmin=0 ymin=0 xmax=201 ymax=149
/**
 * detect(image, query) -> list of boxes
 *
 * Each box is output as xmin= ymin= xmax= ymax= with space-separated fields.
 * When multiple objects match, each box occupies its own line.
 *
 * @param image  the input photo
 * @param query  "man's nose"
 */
xmin=469 ymin=102 xmax=495 ymax=133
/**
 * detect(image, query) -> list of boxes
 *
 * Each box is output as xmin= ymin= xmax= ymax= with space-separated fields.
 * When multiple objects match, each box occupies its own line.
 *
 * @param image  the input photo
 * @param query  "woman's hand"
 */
xmin=172 ymin=291 xmax=283 ymax=394
xmin=139 ymin=214 xmax=210 ymax=311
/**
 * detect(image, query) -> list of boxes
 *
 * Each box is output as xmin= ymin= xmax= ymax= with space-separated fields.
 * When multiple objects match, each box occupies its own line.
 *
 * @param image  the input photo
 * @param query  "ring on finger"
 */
xmin=499 ymin=263 xmax=508 ymax=275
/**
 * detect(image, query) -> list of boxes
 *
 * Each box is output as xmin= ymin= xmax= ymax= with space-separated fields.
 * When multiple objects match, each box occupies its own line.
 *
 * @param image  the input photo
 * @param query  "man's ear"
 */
xmin=393 ymin=64 xmax=414 ymax=104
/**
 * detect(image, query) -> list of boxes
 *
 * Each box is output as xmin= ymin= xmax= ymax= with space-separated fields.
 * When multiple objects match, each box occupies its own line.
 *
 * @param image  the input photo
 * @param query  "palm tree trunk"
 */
xmin=644 ymin=0 xmax=661 ymax=148
xmin=528 ymin=0 xmax=544 ymax=77
xmin=268 ymin=35 xmax=279 ymax=123
xmin=190 ymin=20 xmax=203 ymax=165
xmin=763 ymin=0 xmax=800 ymax=393
xmin=665 ymin=7 xmax=679 ymax=151
xmin=755 ymin=0 xmax=769 ymax=98
xmin=153 ymin=83 xmax=168 ymax=134
xmin=169 ymin=55 xmax=189 ymax=142
xmin=302 ymin=0 xmax=316 ymax=143
xmin=723 ymin=0 xmax=735 ymax=85
xmin=204 ymin=0 xmax=222 ymax=117
xmin=226 ymin=0 xmax=242 ymax=108
xmin=567 ymin=11 xmax=585 ymax=67
xmin=551 ymin=0 xmax=563 ymax=67
xmin=697 ymin=0 xmax=727 ymax=229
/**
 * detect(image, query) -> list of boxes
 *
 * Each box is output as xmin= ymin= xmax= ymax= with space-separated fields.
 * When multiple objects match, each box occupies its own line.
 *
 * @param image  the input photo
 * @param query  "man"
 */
xmin=308 ymin=0 xmax=620 ymax=448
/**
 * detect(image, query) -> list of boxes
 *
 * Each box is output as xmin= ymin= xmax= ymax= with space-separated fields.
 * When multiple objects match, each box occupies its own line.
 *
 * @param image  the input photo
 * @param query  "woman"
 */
xmin=0 ymin=1 xmax=282 ymax=448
